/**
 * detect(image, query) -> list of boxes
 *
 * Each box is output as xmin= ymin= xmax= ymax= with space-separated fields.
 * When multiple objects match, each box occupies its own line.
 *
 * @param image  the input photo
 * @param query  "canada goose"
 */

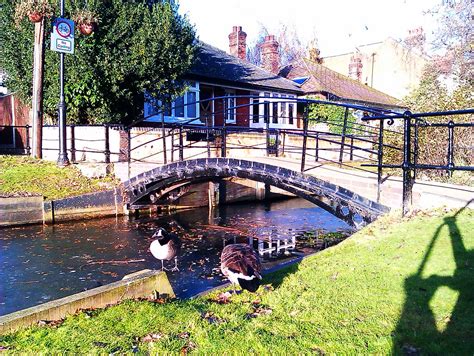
xmin=150 ymin=228 xmax=181 ymax=271
xmin=220 ymin=243 xmax=262 ymax=293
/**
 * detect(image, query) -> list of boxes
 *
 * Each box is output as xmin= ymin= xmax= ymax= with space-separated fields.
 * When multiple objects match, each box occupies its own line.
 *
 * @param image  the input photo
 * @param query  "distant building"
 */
xmin=145 ymin=26 xmax=406 ymax=129
xmin=322 ymin=36 xmax=430 ymax=100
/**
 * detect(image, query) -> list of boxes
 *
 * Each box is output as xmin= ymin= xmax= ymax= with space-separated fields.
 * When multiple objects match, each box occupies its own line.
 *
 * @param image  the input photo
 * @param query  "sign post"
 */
xmin=51 ymin=1 xmax=74 ymax=166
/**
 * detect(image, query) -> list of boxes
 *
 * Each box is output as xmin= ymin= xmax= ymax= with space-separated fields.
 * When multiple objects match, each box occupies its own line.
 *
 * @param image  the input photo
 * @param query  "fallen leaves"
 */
xmin=201 ymin=311 xmax=225 ymax=324
xmin=246 ymin=301 xmax=273 ymax=319
xmin=37 ymin=318 xmax=64 ymax=328
xmin=141 ymin=332 xmax=164 ymax=343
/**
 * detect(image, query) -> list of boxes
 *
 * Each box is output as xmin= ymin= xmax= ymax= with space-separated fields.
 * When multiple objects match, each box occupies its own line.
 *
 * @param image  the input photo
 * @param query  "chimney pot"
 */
xmin=229 ymin=25 xmax=247 ymax=61
xmin=260 ymin=34 xmax=280 ymax=74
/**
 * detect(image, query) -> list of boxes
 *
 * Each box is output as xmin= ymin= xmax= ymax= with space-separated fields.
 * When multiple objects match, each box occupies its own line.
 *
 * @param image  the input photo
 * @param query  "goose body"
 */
xmin=150 ymin=228 xmax=181 ymax=271
xmin=220 ymin=243 xmax=262 ymax=293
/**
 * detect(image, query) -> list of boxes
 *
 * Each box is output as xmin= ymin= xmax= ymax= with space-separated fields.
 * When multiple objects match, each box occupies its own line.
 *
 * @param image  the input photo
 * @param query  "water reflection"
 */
xmin=0 ymin=198 xmax=352 ymax=316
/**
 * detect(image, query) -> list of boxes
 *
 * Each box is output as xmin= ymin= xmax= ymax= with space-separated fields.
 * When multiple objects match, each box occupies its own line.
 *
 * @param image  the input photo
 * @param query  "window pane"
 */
xmin=164 ymin=100 xmax=172 ymax=116
xmin=175 ymin=96 xmax=185 ymax=117
xmin=272 ymin=102 xmax=278 ymax=123
xmin=288 ymin=104 xmax=294 ymax=124
xmin=252 ymin=98 xmax=259 ymax=123
xmin=228 ymin=97 xmax=235 ymax=122
xmin=187 ymin=91 xmax=197 ymax=118
xmin=264 ymin=102 xmax=270 ymax=123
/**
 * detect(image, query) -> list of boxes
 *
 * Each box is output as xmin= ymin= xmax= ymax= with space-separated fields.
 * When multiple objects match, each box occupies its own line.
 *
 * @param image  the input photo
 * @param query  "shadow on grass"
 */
xmin=262 ymin=259 xmax=302 ymax=289
xmin=393 ymin=200 xmax=474 ymax=355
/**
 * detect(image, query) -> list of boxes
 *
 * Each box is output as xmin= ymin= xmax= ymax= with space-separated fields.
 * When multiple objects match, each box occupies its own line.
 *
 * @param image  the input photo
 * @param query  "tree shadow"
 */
xmin=392 ymin=201 xmax=474 ymax=355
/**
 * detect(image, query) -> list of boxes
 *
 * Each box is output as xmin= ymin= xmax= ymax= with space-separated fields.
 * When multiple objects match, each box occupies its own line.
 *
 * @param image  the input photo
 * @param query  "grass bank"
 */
xmin=0 ymin=155 xmax=117 ymax=200
xmin=1 ymin=208 xmax=473 ymax=354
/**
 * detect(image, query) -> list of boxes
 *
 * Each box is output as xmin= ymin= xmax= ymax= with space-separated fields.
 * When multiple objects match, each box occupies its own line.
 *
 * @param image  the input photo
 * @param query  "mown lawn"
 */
xmin=0 ymin=155 xmax=117 ymax=200
xmin=1 ymin=208 xmax=473 ymax=354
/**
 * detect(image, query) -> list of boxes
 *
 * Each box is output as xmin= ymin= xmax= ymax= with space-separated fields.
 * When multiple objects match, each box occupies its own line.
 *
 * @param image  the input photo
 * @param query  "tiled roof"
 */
xmin=188 ymin=42 xmax=303 ymax=94
xmin=279 ymin=58 xmax=405 ymax=109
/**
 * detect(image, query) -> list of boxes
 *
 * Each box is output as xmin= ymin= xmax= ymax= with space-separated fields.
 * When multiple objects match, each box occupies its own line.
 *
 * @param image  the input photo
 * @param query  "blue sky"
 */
xmin=178 ymin=0 xmax=439 ymax=56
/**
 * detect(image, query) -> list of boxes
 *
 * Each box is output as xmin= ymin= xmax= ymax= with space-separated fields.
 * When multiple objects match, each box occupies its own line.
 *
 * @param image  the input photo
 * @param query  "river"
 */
xmin=0 ymin=198 xmax=352 ymax=316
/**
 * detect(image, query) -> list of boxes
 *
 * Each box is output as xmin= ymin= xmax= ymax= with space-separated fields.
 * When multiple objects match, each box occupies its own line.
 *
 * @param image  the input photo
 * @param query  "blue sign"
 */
xmin=51 ymin=18 xmax=75 ymax=54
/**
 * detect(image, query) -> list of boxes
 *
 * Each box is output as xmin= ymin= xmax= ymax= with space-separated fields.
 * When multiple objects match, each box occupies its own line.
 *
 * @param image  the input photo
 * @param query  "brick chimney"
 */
xmin=229 ymin=26 xmax=247 ymax=60
xmin=260 ymin=35 xmax=280 ymax=74
xmin=348 ymin=53 xmax=363 ymax=81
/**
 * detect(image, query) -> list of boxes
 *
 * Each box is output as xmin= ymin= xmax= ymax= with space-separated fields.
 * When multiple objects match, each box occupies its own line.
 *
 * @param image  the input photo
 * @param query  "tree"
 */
xmin=308 ymin=103 xmax=358 ymax=135
xmin=246 ymin=23 xmax=316 ymax=67
xmin=0 ymin=0 xmax=196 ymax=125
xmin=427 ymin=0 xmax=473 ymax=84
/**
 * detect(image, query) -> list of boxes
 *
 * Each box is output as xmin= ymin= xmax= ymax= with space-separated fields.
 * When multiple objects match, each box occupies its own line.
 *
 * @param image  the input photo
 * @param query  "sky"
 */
xmin=178 ymin=0 xmax=440 ymax=57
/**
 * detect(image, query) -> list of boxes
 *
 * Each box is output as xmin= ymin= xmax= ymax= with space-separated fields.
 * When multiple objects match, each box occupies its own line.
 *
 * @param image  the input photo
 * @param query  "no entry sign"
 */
xmin=51 ymin=18 xmax=75 ymax=54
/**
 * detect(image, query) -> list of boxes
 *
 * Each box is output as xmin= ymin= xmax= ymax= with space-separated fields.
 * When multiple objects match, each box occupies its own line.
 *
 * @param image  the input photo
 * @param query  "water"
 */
xmin=0 ymin=198 xmax=352 ymax=316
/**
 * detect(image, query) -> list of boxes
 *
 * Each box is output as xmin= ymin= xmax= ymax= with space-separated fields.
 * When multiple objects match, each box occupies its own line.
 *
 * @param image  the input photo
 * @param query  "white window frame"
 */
xmin=224 ymin=90 xmax=236 ymax=124
xmin=250 ymin=92 xmax=297 ymax=128
xmin=143 ymin=82 xmax=201 ymax=124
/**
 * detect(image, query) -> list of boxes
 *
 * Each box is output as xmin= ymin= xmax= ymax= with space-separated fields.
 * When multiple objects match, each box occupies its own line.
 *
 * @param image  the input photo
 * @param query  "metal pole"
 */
xmin=402 ymin=111 xmax=413 ymax=216
xmin=301 ymin=104 xmax=308 ymax=173
xmin=339 ymin=107 xmax=349 ymax=165
xmin=25 ymin=124 xmax=31 ymax=156
xmin=70 ymin=124 xmax=76 ymax=163
xmin=221 ymin=127 xmax=227 ymax=158
xmin=57 ymin=0 xmax=69 ymax=166
xmin=376 ymin=119 xmax=384 ymax=203
xmin=315 ymin=132 xmax=319 ymax=162
xmin=447 ymin=120 xmax=455 ymax=177
xmin=179 ymin=126 xmax=184 ymax=161
xmin=104 ymin=124 xmax=110 ymax=163
xmin=161 ymin=110 xmax=167 ymax=164
xmin=413 ymin=121 xmax=419 ymax=180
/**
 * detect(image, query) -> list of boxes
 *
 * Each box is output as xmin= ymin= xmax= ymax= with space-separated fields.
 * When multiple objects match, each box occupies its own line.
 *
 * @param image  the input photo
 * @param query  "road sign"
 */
xmin=51 ymin=18 xmax=74 ymax=54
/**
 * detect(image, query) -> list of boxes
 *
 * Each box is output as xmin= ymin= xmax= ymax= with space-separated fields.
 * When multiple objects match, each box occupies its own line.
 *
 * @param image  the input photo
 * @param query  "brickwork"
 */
xmin=228 ymin=26 xmax=247 ymax=61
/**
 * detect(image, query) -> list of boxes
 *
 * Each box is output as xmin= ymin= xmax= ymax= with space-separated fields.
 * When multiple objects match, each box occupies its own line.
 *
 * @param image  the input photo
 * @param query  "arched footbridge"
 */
xmin=122 ymin=158 xmax=390 ymax=227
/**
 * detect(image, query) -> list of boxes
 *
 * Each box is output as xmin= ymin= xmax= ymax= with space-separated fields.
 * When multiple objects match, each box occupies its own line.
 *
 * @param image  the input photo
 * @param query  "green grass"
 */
xmin=0 ymin=155 xmax=118 ymax=200
xmin=1 ymin=208 xmax=473 ymax=354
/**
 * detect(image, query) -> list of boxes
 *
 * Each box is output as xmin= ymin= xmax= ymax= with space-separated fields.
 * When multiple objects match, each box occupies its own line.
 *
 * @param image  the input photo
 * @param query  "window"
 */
xmin=144 ymin=81 xmax=200 ymax=123
xmin=272 ymin=102 xmax=278 ymax=124
xmin=263 ymin=102 xmax=270 ymax=123
xmin=224 ymin=91 xmax=236 ymax=124
xmin=251 ymin=97 xmax=260 ymax=123
xmin=280 ymin=95 xmax=287 ymax=124
xmin=288 ymin=103 xmax=294 ymax=125
xmin=263 ymin=92 xmax=270 ymax=124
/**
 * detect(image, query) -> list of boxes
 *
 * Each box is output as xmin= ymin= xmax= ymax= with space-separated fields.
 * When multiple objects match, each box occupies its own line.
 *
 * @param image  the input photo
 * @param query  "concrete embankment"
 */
xmin=0 ymin=188 xmax=124 ymax=227
xmin=0 ymin=270 xmax=174 ymax=334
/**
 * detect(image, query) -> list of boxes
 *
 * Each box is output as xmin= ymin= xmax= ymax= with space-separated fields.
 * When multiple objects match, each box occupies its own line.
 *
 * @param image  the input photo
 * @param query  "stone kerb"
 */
xmin=0 ymin=270 xmax=175 ymax=334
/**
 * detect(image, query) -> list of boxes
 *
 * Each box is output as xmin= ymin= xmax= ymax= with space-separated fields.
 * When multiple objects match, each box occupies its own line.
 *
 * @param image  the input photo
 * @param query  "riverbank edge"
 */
xmin=0 ymin=188 xmax=124 ymax=228
xmin=0 ymin=270 xmax=175 ymax=335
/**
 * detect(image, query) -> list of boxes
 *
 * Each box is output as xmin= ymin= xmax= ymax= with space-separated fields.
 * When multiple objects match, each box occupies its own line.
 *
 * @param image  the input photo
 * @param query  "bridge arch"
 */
xmin=122 ymin=158 xmax=389 ymax=228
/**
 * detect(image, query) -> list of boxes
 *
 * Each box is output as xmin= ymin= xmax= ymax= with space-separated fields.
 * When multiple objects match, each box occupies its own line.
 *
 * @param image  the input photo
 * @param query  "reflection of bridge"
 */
xmin=122 ymin=158 xmax=389 ymax=227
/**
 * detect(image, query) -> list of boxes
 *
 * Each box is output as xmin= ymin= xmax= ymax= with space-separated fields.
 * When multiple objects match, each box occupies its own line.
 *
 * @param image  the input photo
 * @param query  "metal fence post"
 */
xmin=275 ymin=129 xmax=280 ymax=157
xmin=25 ymin=124 xmax=31 ymax=156
xmin=161 ymin=112 xmax=167 ymax=164
xmin=127 ymin=128 xmax=131 ymax=180
xmin=376 ymin=119 xmax=384 ymax=203
xmin=413 ymin=120 xmax=419 ymax=180
xmin=179 ymin=126 xmax=184 ymax=161
xmin=315 ymin=132 xmax=319 ymax=162
xmin=339 ymin=107 xmax=349 ymax=165
xmin=402 ymin=111 xmax=413 ymax=216
xmin=104 ymin=124 xmax=110 ymax=164
xmin=70 ymin=125 xmax=76 ymax=163
xmin=301 ymin=104 xmax=309 ymax=173
xmin=221 ymin=126 xmax=227 ymax=158
xmin=447 ymin=120 xmax=455 ymax=177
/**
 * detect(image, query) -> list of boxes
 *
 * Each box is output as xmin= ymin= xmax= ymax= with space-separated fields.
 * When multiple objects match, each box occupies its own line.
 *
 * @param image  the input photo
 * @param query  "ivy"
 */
xmin=0 ymin=0 xmax=196 ymax=125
